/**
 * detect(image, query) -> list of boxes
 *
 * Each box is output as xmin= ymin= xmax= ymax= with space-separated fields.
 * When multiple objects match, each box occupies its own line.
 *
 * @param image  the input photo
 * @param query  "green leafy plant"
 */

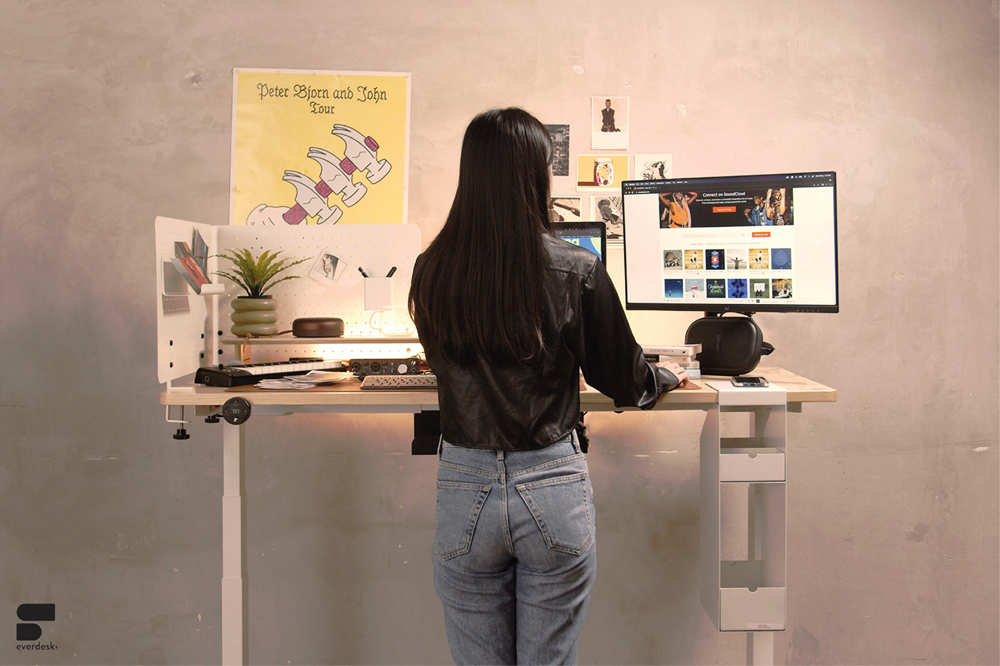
xmin=213 ymin=249 xmax=309 ymax=298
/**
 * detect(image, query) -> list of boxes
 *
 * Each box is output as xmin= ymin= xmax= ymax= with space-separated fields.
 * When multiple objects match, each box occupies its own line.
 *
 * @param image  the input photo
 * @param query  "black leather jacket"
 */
xmin=416 ymin=234 xmax=681 ymax=451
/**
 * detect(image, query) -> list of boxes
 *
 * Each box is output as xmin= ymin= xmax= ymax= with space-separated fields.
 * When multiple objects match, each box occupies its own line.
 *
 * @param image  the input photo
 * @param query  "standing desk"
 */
xmin=160 ymin=366 xmax=835 ymax=666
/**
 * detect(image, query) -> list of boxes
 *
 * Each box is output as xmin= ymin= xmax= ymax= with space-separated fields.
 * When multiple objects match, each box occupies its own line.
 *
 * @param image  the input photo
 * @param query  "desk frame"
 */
xmin=162 ymin=367 xmax=834 ymax=666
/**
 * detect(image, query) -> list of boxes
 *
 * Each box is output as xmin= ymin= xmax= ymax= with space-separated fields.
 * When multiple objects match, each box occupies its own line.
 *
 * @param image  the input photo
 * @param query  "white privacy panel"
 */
xmin=155 ymin=216 xmax=217 ymax=384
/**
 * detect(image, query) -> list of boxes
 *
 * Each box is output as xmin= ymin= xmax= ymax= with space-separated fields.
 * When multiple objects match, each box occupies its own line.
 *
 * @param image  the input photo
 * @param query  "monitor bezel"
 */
xmin=621 ymin=171 xmax=839 ymax=314
xmin=552 ymin=220 xmax=608 ymax=267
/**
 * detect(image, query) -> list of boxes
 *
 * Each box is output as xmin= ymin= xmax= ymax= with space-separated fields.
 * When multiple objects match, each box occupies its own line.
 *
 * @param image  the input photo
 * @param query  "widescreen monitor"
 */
xmin=553 ymin=221 xmax=607 ymax=266
xmin=621 ymin=171 xmax=838 ymax=313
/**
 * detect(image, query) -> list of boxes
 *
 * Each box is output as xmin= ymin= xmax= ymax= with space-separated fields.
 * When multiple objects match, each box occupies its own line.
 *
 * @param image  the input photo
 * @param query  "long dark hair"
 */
xmin=408 ymin=108 xmax=554 ymax=365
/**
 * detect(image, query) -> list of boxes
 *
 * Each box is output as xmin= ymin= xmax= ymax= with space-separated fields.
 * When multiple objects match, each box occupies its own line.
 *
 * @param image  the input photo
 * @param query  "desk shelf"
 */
xmin=701 ymin=391 xmax=788 ymax=643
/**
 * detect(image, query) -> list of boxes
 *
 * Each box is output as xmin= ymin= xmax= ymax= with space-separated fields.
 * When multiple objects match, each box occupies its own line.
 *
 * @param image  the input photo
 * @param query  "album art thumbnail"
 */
xmin=550 ymin=196 xmax=583 ymax=222
xmin=592 ymin=196 xmax=623 ymax=243
xmin=706 ymin=249 xmax=725 ymax=270
xmin=771 ymin=248 xmax=792 ymax=270
xmin=663 ymin=249 xmax=683 ymax=269
xmin=659 ymin=191 xmax=698 ymax=229
xmin=664 ymin=279 xmax=684 ymax=298
xmin=707 ymin=278 xmax=727 ymax=298
xmin=728 ymin=278 xmax=748 ymax=298
xmin=726 ymin=248 xmax=749 ymax=270
xmin=684 ymin=249 xmax=704 ymax=270
xmin=772 ymin=278 xmax=793 ymax=299
xmin=750 ymin=278 xmax=770 ymax=299
xmin=750 ymin=248 xmax=769 ymax=269
xmin=685 ymin=279 xmax=705 ymax=299
xmin=544 ymin=124 xmax=570 ymax=177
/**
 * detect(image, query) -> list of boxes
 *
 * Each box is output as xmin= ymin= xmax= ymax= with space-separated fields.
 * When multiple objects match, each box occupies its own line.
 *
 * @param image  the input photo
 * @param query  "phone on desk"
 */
xmin=730 ymin=375 xmax=769 ymax=388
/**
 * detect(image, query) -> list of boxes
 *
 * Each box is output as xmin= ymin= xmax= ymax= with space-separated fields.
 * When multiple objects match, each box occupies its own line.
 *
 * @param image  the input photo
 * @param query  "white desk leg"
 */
xmin=747 ymin=631 xmax=774 ymax=665
xmin=222 ymin=422 xmax=249 ymax=665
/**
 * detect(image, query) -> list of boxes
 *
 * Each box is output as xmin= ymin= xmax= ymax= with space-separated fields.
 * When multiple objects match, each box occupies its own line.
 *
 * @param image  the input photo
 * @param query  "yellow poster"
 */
xmin=230 ymin=69 xmax=410 ymax=225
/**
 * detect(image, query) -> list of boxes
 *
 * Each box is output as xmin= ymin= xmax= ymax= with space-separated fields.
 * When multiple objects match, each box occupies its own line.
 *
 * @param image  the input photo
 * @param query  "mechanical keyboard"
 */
xmin=194 ymin=360 xmax=345 ymax=387
xmin=360 ymin=373 xmax=438 ymax=390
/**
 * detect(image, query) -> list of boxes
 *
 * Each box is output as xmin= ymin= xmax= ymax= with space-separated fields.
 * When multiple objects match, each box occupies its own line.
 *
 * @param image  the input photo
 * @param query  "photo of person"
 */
xmin=750 ymin=278 xmax=770 ymax=299
xmin=663 ymin=250 xmax=682 ymax=269
xmin=726 ymin=248 xmax=749 ymax=270
xmin=591 ymin=96 xmax=629 ymax=150
xmin=660 ymin=191 xmax=698 ymax=228
xmin=772 ymin=278 xmax=793 ymax=299
xmin=750 ymin=248 xmax=770 ymax=269
xmin=308 ymin=249 xmax=347 ymax=289
xmin=684 ymin=249 xmax=704 ymax=270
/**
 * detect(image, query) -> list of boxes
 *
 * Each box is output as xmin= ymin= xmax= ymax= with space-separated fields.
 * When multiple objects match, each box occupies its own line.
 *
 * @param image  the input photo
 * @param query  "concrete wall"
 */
xmin=1 ymin=1 xmax=997 ymax=664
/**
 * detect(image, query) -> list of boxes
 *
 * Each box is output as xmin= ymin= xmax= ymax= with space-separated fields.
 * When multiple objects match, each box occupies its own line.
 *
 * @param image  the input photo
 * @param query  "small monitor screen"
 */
xmin=553 ymin=221 xmax=607 ymax=266
xmin=621 ymin=171 xmax=838 ymax=313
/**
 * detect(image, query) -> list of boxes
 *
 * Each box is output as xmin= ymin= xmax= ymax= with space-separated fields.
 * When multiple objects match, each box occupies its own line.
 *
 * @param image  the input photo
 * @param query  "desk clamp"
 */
xmin=165 ymin=405 xmax=191 ymax=440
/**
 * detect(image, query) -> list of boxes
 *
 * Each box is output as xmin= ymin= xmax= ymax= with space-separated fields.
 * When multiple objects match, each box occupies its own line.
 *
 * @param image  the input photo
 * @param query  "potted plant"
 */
xmin=213 ymin=249 xmax=308 ymax=336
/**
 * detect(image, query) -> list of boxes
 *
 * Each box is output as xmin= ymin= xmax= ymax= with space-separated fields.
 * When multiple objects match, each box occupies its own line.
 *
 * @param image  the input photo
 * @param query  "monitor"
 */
xmin=553 ymin=221 xmax=608 ymax=266
xmin=621 ymin=171 xmax=838 ymax=313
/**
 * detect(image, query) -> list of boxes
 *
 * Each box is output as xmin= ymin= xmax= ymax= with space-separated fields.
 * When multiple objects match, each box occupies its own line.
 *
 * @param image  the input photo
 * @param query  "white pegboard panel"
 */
xmin=214 ymin=224 xmax=420 ymax=337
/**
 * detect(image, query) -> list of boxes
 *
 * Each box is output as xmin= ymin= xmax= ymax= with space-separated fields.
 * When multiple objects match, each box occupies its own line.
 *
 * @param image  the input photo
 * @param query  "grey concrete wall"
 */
xmin=1 ymin=0 xmax=997 ymax=664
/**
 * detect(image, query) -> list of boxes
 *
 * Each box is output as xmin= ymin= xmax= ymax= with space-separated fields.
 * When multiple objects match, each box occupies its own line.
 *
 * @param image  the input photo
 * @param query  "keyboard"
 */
xmin=360 ymin=374 xmax=438 ymax=390
xmin=194 ymin=360 xmax=345 ymax=387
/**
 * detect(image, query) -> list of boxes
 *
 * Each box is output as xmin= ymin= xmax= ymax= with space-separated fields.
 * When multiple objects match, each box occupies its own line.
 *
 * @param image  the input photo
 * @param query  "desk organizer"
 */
xmin=701 ymin=383 xmax=787 ymax=633
xmin=155 ymin=216 xmax=421 ymax=385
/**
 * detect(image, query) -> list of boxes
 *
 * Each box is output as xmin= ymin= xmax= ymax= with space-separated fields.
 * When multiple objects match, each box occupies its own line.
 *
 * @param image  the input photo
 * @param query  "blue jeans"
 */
xmin=433 ymin=432 xmax=597 ymax=665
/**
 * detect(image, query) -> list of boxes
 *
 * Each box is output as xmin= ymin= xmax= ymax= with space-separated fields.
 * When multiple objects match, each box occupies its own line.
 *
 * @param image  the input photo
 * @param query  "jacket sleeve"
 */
xmin=577 ymin=259 xmax=681 ymax=409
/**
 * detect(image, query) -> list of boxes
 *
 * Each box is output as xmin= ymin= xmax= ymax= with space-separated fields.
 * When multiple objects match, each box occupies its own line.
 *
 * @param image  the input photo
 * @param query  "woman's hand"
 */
xmin=657 ymin=360 xmax=690 ymax=388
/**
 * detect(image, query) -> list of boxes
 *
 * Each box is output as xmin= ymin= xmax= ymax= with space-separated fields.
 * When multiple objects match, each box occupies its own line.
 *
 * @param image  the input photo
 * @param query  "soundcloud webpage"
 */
xmin=625 ymin=185 xmax=836 ymax=306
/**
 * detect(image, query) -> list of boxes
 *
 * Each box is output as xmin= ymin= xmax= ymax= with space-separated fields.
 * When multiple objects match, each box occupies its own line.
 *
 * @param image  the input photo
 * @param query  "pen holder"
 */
xmin=364 ymin=277 xmax=393 ymax=311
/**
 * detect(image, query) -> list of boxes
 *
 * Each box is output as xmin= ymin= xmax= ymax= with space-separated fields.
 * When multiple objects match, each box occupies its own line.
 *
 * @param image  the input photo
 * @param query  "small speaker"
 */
xmin=349 ymin=357 xmax=422 ymax=379
xmin=292 ymin=317 xmax=344 ymax=337
xmin=685 ymin=314 xmax=774 ymax=376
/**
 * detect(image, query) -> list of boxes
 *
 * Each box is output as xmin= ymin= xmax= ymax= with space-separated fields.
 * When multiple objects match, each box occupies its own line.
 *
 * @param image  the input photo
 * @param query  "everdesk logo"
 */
xmin=16 ymin=604 xmax=58 ymax=651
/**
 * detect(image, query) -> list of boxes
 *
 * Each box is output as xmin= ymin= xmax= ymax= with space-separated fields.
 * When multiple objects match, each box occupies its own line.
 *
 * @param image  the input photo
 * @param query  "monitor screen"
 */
xmin=621 ymin=171 xmax=838 ymax=313
xmin=553 ymin=221 xmax=607 ymax=266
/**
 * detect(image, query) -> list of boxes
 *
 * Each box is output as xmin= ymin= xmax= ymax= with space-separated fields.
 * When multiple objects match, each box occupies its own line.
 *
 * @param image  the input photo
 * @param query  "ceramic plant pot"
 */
xmin=230 ymin=296 xmax=278 ymax=336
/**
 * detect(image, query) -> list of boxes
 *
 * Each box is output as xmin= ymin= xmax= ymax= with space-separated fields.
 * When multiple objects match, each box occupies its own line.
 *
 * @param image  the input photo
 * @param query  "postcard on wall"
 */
xmin=590 ymin=195 xmax=624 ymax=244
xmin=635 ymin=153 xmax=673 ymax=180
xmin=577 ymin=154 xmax=630 ymax=192
xmin=591 ymin=96 xmax=629 ymax=150
xmin=230 ymin=69 xmax=410 ymax=226
xmin=550 ymin=196 xmax=583 ymax=222
xmin=544 ymin=124 xmax=570 ymax=177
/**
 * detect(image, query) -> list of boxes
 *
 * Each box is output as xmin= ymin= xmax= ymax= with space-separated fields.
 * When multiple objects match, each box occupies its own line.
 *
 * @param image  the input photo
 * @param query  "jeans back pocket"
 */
xmin=516 ymin=472 xmax=594 ymax=556
xmin=434 ymin=481 xmax=492 ymax=560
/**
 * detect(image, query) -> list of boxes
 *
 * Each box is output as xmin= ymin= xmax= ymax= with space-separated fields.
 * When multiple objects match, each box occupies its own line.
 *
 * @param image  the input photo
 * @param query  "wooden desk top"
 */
xmin=160 ymin=367 xmax=835 ymax=411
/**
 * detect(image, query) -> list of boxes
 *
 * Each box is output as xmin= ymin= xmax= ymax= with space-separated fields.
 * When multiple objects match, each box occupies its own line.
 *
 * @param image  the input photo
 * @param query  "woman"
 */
xmin=408 ymin=108 xmax=688 ymax=665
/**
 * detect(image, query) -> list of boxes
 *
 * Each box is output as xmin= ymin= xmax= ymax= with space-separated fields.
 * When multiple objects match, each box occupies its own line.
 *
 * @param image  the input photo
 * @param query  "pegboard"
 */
xmin=156 ymin=217 xmax=422 ymax=383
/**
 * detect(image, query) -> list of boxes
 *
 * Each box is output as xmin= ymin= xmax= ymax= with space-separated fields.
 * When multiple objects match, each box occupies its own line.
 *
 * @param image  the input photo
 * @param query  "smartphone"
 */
xmin=731 ymin=375 xmax=769 ymax=388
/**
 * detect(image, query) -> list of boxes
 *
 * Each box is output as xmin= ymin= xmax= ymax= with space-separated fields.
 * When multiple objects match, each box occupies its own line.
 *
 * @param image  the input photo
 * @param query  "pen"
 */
xmin=386 ymin=266 xmax=397 ymax=278
xmin=358 ymin=267 xmax=370 ymax=278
